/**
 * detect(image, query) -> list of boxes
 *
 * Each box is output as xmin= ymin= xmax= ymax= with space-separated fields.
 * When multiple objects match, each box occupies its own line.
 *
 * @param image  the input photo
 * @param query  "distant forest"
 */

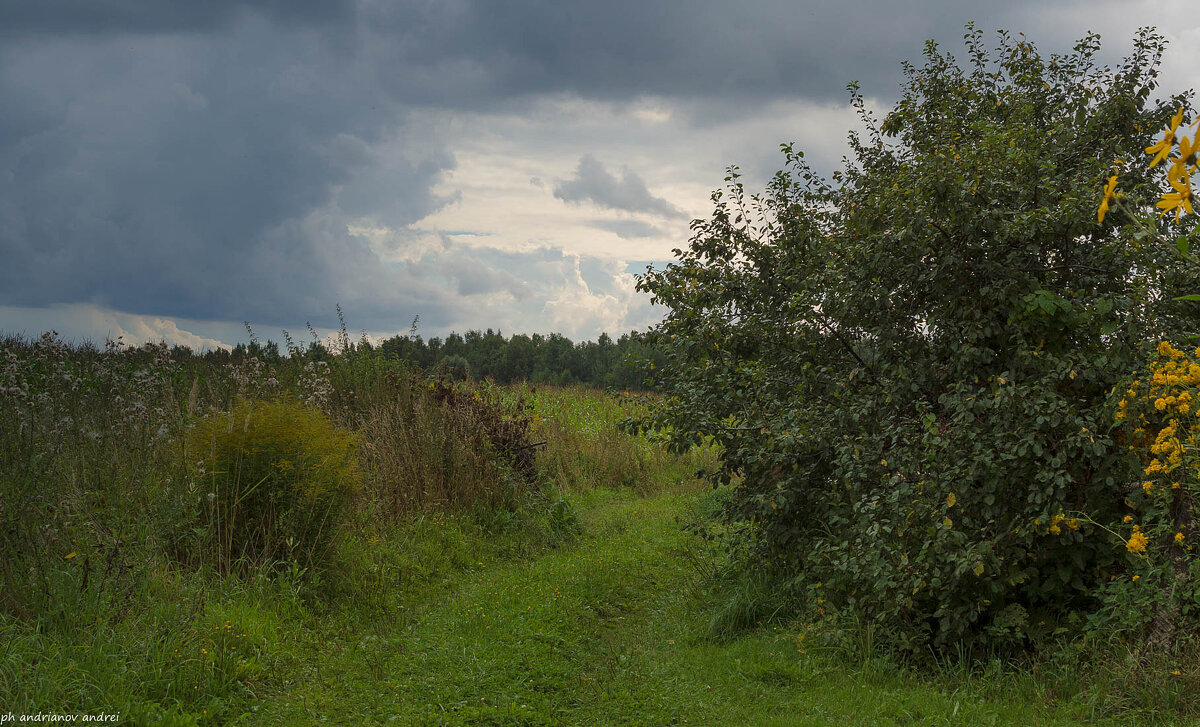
xmin=202 ymin=327 xmax=663 ymax=390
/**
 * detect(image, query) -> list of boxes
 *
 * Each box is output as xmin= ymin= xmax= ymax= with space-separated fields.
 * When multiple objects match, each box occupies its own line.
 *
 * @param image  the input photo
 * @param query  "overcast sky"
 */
xmin=1 ymin=1 xmax=1197 ymax=349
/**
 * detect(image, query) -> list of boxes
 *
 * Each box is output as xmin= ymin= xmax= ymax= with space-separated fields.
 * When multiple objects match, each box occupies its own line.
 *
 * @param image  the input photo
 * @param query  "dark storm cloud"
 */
xmin=0 ymin=1 xmax=355 ymax=37
xmin=0 ymin=14 xmax=454 ymax=332
xmin=554 ymin=156 xmax=682 ymax=218
xmin=360 ymin=0 xmax=1060 ymax=106
xmin=0 ymin=0 xmax=1085 ymax=336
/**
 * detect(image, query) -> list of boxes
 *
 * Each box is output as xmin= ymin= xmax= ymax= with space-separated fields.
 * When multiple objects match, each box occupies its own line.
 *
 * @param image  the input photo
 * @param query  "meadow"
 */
xmin=2 ymin=332 xmax=1198 ymax=725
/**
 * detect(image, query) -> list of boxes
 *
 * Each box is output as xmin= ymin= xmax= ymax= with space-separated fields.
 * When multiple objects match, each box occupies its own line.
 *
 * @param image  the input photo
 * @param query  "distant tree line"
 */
xmin=194 ymin=327 xmax=663 ymax=390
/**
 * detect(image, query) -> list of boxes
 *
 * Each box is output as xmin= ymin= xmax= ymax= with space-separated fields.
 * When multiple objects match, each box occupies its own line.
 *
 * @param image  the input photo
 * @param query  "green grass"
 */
xmin=224 ymin=480 xmax=1167 ymax=726
xmin=5 ymin=468 xmax=1196 ymax=724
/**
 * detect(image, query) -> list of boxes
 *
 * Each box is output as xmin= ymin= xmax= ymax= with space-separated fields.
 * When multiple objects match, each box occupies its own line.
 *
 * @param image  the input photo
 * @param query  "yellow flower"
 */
xmin=1124 ymin=515 xmax=1133 ymax=524
xmin=1127 ymin=530 xmax=1150 ymax=553
xmin=1176 ymin=532 xmax=1186 ymax=544
xmin=1158 ymin=341 xmax=1185 ymax=359
xmin=1157 ymin=172 xmax=1195 ymax=222
xmin=1175 ymin=132 xmax=1200 ymax=174
xmin=1146 ymin=107 xmax=1186 ymax=168
xmin=1143 ymin=481 xmax=1155 ymax=494
xmin=1098 ymin=174 xmax=1119 ymax=223
xmin=1133 ymin=575 xmax=1141 ymax=581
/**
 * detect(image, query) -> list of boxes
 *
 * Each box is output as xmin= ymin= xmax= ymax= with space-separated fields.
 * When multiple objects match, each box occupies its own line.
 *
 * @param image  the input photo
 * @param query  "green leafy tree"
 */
xmin=639 ymin=27 xmax=1200 ymax=650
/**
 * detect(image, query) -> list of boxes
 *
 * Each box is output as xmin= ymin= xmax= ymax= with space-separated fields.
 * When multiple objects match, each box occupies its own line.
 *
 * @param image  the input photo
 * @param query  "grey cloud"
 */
xmin=554 ymin=156 xmax=682 ymax=218
xmin=0 ymin=21 xmax=455 ymax=333
xmin=439 ymin=255 xmax=530 ymax=299
xmin=5 ymin=1 xmax=1065 ymax=104
xmin=0 ymin=1 xmax=355 ymax=37
xmin=588 ymin=219 xmax=664 ymax=239
xmin=0 ymin=0 xmax=1141 ymax=342
xmin=358 ymin=0 xmax=1070 ymax=107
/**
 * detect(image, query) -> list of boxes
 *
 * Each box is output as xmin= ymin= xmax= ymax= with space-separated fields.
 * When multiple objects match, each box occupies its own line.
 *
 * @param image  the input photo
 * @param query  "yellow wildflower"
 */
xmin=1127 ymin=530 xmax=1149 ymax=553
xmin=1146 ymin=107 xmax=1186 ymax=168
xmin=1158 ymin=341 xmax=1185 ymax=359
xmin=1143 ymin=481 xmax=1155 ymax=494
xmin=1124 ymin=515 xmax=1134 ymax=524
xmin=1174 ymin=132 xmax=1200 ymax=175
xmin=1176 ymin=532 xmax=1186 ymax=545
xmin=1157 ymin=172 xmax=1195 ymax=222
xmin=1098 ymin=174 xmax=1118 ymax=223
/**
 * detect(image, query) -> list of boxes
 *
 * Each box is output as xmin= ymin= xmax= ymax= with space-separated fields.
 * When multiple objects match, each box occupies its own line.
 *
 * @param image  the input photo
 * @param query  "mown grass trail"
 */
xmin=235 ymin=481 xmax=1142 ymax=726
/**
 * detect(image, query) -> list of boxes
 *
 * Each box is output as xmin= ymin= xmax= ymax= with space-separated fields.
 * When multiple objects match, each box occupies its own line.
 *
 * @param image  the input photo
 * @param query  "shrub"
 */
xmin=638 ymin=27 xmax=1200 ymax=651
xmin=189 ymin=397 xmax=360 ymax=573
xmin=436 ymin=354 xmax=472 ymax=382
xmin=357 ymin=375 xmax=537 ymax=516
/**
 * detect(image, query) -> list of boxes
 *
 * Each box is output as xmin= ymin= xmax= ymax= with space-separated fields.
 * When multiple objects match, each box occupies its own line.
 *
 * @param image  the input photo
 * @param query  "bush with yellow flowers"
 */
xmin=1087 ymin=79 xmax=1200 ymax=649
xmin=638 ymin=26 xmax=1200 ymax=654
xmin=188 ymin=397 xmax=361 ymax=574
xmin=1098 ymin=341 xmax=1200 ymax=645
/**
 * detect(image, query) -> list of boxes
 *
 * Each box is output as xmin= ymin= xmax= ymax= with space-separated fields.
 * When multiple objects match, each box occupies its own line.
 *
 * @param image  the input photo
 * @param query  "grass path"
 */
xmin=239 ymin=484 xmax=1124 ymax=726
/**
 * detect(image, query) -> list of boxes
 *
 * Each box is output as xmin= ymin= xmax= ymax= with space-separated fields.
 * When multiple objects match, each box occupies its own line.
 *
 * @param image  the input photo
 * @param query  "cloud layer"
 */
xmin=1 ymin=0 xmax=1196 ymax=346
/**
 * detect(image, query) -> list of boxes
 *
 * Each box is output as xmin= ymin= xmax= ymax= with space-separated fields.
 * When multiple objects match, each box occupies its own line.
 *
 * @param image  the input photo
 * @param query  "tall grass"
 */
xmin=518 ymin=385 xmax=711 ymax=493
xmin=0 ymin=330 xmax=701 ymax=720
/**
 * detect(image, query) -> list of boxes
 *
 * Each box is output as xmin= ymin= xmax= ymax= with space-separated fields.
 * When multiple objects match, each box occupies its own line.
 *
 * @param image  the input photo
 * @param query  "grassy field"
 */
xmin=1 ymin=355 xmax=1196 ymax=725
xmin=229 ymin=481 xmax=1161 ymax=726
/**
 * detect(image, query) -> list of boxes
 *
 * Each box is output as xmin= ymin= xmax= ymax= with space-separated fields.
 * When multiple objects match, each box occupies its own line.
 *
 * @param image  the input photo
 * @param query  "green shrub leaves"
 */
xmin=639 ymin=27 xmax=1200 ymax=651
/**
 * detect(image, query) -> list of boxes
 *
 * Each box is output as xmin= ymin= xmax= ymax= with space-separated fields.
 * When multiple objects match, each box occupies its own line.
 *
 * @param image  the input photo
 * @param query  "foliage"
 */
xmin=436 ymin=353 xmax=471 ymax=382
xmin=638 ymin=27 xmax=1200 ymax=651
xmin=189 ymin=397 xmax=361 ymax=573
